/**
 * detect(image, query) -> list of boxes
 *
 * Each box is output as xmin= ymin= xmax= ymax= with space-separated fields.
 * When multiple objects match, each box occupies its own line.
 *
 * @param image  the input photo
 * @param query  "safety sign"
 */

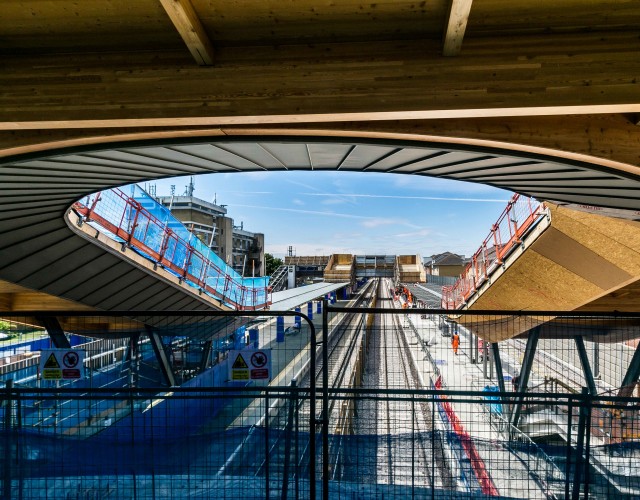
xmin=229 ymin=349 xmax=272 ymax=381
xmin=39 ymin=349 xmax=86 ymax=381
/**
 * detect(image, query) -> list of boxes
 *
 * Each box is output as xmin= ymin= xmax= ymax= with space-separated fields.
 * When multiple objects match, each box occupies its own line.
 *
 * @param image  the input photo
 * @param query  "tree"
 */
xmin=264 ymin=253 xmax=283 ymax=275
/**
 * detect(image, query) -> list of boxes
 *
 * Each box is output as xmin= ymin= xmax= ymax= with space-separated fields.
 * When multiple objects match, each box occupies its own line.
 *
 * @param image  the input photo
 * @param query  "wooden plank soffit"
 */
xmin=159 ymin=0 xmax=215 ymax=65
xmin=443 ymin=0 xmax=473 ymax=56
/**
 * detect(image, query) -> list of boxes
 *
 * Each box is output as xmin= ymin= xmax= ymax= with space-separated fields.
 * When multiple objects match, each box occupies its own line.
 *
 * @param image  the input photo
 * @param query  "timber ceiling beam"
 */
xmin=443 ymin=0 xmax=473 ymax=56
xmin=158 ymin=0 xmax=214 ymax=66
xmin=1 ymin=33 xmax=639 ymax=128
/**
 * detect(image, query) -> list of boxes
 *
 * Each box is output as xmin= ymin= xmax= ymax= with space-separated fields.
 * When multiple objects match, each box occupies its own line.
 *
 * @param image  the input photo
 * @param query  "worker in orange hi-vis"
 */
xmin=451 ymin=331 xmax=460 ymax=355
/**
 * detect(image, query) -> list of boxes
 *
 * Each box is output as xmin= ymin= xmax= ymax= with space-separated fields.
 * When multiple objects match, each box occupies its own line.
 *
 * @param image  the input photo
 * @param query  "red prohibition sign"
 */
xmin=251 ymin=351 xmax=267 ymax=368
xmin=63 ymin=351 xmax=79 ymax=368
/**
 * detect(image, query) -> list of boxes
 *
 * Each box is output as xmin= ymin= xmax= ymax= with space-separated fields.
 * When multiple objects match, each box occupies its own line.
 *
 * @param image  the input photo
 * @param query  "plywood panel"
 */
xmin=530 ymin=226 xmax=632 ymax=290
xmin=470 ymin=250 xmax=603 ymax=311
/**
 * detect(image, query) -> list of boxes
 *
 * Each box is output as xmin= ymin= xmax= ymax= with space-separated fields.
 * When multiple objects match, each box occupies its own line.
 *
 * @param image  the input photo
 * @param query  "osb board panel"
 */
xmin=470 ymin=250 xmax=602 ymax=311
xmin=455 ymin=315 xmax=547 ymax=343
xmin=549 ymin=204 xmax=640 ymax=275
xmin=334 ymin=254 xmax=353 ymax=265
xmin=530 ymin=226 xmax=631 ymax=290
xmin=397 ymin=255 xmax=419 ymax=265
xmin=575 ymin=278 xmax=640 ymax=312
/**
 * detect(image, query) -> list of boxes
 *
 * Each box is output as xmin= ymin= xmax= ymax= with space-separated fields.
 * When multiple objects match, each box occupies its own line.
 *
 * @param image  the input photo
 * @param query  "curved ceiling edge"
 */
xmin=3 ymin=132 xmax=640 ymax=212
xmin=2 ymin=128 xmax=639 ymax=184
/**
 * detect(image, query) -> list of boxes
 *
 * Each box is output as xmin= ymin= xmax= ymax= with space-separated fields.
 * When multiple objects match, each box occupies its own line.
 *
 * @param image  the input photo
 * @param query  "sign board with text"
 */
xmin=39 ymin=349 xmax=86 ymax=381
xmin=229 ymin=349 xmax=272 ymax=382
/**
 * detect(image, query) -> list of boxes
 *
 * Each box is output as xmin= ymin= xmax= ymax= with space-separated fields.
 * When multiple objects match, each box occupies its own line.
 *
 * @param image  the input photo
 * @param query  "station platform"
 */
xmin=402 ymin=312 xmax=562 ymax=497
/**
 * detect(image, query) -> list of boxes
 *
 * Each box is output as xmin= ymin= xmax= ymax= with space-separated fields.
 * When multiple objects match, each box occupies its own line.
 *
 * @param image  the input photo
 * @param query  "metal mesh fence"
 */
xmin=1 ymin=304 xmax=640 ymax=499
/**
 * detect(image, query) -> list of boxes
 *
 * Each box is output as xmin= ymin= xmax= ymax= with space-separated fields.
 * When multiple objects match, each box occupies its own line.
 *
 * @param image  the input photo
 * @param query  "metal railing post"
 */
xmin=281 ymin=379 xmax=297 ymax=500
xmin=565 ymin=397 xmax=574 ymax=499
xmin=322 ymin=299 xmax=329 ymax=500
xmin=572 ymin=388 xmax=589 ymax=500
xmin=265 ymin=391 xmax=270 ymax=499
xmin=309 ymin=304 xmax=319 ymax=500
xmin=3 ymin=379 xmax=13 ymax=500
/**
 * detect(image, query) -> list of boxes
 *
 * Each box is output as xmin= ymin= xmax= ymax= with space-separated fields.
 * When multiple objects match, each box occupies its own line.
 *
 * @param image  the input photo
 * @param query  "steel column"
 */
xmin=491 ymin=343 xmax=507 ymax=395
xmin=36 ymin=316 xmax=71 ymax=348
xmin=617 ymin=340 xmax=640 ymax=398
xmin=511 ymin=326 xmax=540 ymax=428
xmin=146 ymin=326 xmax=176 ymax=387
xmin=322 ymin=299 xmax=329 ymax=500
xmin=199 ymin=340 xmax=213 ymax=374
xmin=575 ymin=336 xmax=597 ymax=395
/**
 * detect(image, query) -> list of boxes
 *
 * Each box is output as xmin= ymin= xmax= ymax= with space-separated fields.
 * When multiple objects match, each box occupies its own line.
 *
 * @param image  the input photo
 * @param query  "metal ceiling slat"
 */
xmin=54 ymin=256 xmax=133 ymax=298
xmin=0 ymin=233 xmax=82 ymax=278
xmin=118 ymin=146 xmax=245 ymax=174
xmin=0 ymin=206 xmax=68 ymax=222
xmin=452 ymin=167 xmax=591 ymax=181
xmin=17 ymin=240 xmax=97 ymax=290
xmin=423 ymin=160 xmax=547 ymax=177
xmin=177 ymin=143 xmax=269 ymax=171
xmin=111 ymin=281 xmax=181 ymax=310
xmin=339 ymin=144 xmax=402 ymax=170
xmin=0 ymin=220 xmax=69 ymax=251
xmin=0 ymin=162 xmax=142 ymax=178
xmin=33 ymin=156 xmax=189 ymax=177
xmin=65 ymin=152 xmax=203 ymax=177
xmin=258 ymin=143 xmax=309 ymax=169
xmin=97 ymin=273 xmax=169 ymax=310
xmin=166 ymin=145 xmax=244 ymax=171
xmin=390 ymin=154 xmax=495 ymax=175
xmin=46 ymin=251 xmax=126 ymax=297
xmin=77 ymin=262 xmax=142 ymax=309
xmin=82 ymin=267 xmax=155 ymax=307
xmin=335 ymin=144 xmax=357 ymax=170
xmin=307 ymin=143 xmax=356 ymax=170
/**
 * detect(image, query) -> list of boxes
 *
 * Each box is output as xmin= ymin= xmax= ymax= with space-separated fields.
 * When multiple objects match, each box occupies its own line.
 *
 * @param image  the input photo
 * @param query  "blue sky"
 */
xmin=144 ymin=171 xmax=514 ymax=259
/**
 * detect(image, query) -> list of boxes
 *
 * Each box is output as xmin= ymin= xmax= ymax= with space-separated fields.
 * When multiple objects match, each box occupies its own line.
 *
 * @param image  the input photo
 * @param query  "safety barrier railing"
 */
xmin=72 ymin=185 xmax=270 ymax=310
xmin=1 ymin=308 xmax=640 ymax=499
xmin=442 ymin=193 xmax=546 ymax=309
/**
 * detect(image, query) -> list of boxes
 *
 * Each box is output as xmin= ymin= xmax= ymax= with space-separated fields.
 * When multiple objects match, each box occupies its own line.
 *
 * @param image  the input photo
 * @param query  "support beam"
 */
xmin=491 ymin=343 xmax=507 ymax=395
xmin=199 ymin=340 xmax=213 ymax=374
xmin=147 ymin=327 xmax=176 ymax=387
xmin=574 ymin=336 xmax=597 ymax=395
xmin=617 ymin=341 xmax=640 ymax=398
xmin=36 ymin=316 xmax=71 ymax=349
xmin=443 ymin=0 xmax=473 ymax=56
xmin=159 ymin=0 xmax=214 ymax=66
xmin=511 ymin=327 xmax=540 ymax=429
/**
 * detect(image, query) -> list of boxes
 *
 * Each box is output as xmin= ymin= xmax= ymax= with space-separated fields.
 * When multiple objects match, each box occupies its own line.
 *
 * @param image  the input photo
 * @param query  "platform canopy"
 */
xmin=270 ymin=282 xmax=349 ymax=312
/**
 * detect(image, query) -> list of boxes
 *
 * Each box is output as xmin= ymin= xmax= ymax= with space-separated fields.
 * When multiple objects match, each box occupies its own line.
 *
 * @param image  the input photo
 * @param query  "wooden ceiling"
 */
xmin=3 ymin=1 xmax=639 ymax=55
xmin=1 ymin=1 xmax=640 ymax=320
xmin=1 ymin=1 xmax=638 ymax=136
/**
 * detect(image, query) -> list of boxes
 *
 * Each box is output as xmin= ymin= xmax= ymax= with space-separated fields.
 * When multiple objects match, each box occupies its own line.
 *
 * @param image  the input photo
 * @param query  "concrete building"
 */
xmin=157 ymin=195 xmax=265 ymax=277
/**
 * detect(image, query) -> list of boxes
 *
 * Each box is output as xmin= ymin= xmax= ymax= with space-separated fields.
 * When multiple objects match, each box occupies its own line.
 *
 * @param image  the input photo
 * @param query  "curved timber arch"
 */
xmin=1 ymin=130 xmax=640 ymax=314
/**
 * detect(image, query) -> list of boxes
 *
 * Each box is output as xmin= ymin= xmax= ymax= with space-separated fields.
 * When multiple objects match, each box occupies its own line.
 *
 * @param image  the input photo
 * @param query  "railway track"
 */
xmin=218 ymin=280 xmax=378 ymax=482
xmin=339 ymin=279 xmax=455 ymax=490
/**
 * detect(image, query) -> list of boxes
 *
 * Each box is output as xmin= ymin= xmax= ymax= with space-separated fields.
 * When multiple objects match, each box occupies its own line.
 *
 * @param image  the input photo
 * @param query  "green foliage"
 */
xmin=265 ymin=253 xmax=283 ymax=276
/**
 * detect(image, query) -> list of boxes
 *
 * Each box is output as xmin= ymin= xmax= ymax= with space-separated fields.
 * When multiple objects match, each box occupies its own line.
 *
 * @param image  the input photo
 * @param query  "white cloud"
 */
xmin=300 ymin=192 xmax=509 ymax=203
xmin=361 ymin=217 xmax=399 ymax=228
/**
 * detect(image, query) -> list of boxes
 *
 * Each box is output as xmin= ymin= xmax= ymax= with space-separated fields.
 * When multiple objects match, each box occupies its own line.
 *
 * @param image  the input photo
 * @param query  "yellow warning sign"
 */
xmin=232 ymin=354 xmax=248 ymax=369
xmin=39 ymin=349 xmax=86 ymax=381
xmin=231 ymin=370 xmax=250 ymax=380
xmin=43 ymin=370 xmax=62 ymax=380
xmin=228 ymin=349 xmax=272 ymax=382
xmin=43 ymin=353 xmax=60 ymax=369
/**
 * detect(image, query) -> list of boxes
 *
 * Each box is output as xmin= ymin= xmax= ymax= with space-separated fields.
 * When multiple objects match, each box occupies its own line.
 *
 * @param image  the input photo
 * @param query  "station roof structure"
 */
xmin=1 ymin=1 xmax=640 ymax=316
xmin=270 ymin=282 xmax=349 ymax=312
